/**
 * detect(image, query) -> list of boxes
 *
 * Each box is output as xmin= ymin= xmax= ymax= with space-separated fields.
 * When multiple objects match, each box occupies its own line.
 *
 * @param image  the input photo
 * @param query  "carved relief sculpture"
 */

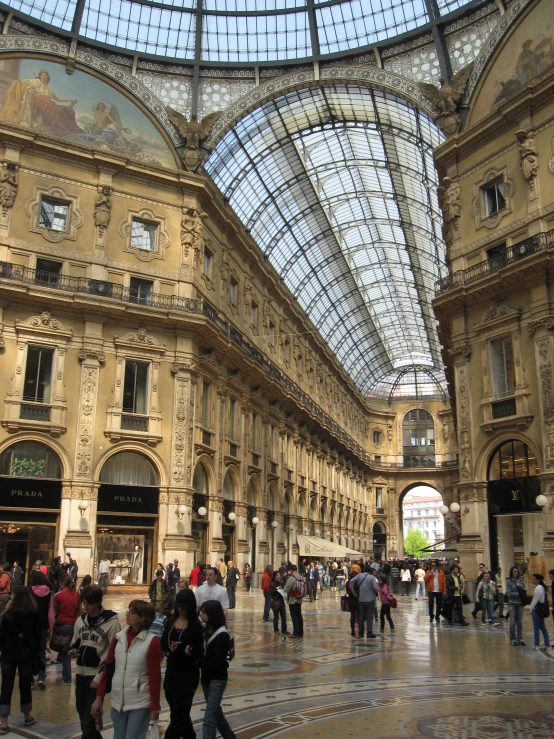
xmin=0 ymin=161 xmax=18 ymax=228
xmin=417 ymin=63 xmax=473 ymax=136
xmin=438 ymin=176 xmax=461 ymax=245
xmin=75 ymin=365 xmax=100 ymax=478
xmin=515 ymin=129 xmax=539 ymax=194
xmin=181 ymin=207 xmax=207 ymax=266
xmin=456 ymin=365 xmax=473 ymax=480
xmin=166 ymin=107 xmax=222 ymax=172
xmin=94 ymin=185 xmax=112 ymax=245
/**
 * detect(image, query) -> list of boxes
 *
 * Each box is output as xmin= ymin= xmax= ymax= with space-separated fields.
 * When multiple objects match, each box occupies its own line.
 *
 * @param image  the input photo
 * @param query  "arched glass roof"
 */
xmin=367 ymin=365 xmax=447 ymax=402
xmin=206 ymin=84 xmax=446 ymax=398
xmin=3 ymin=0 xmax=480 ymax=61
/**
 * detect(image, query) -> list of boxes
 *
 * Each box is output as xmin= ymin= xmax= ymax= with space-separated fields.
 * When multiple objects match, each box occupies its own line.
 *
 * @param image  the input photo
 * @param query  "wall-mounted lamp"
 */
xmin=271 ymin=520 xmax=278 ymax=529
xmin=176 ymin=504 xmax=187 ymax=520
xmin=303 ymin=527 xmax=309 ymax=534
xmin=252 ymin=516 xmax=259 ymax=526
xmin=289 ymin=524 xmax=295 ymax=532
xmin=315 ymin=528 xmax=321 ymax=537
xmin=198 ymin=506 xmax=207 ymax=517
xmin=78 ymin=499 xmax=90 ymax=518
xmin=228 ymin=511 xmax=237 ymax=522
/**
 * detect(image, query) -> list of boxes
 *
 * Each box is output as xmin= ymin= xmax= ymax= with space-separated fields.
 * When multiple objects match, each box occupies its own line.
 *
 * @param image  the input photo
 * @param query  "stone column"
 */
xmin=234 ymin=502 xmax=250 ymax=570
xmin=59 ymin=482 xmax=97 ymax=579
xmin=162 ymin=489 xmax=195 ymax=568
xmin=209 ymin=496 xmax=225 ymax=564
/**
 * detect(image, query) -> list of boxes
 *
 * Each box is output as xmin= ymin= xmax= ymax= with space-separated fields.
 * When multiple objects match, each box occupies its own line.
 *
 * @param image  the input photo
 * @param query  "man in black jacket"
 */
xmin=306 ymin=562 xmax=319 ymax=602
xmin=226 ymin=561 xmax=239 ymax=609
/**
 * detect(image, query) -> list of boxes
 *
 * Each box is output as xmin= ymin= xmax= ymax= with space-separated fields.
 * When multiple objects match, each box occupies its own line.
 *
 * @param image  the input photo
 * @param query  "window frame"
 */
xmin=130 ymin=218 xmax=158 ymax=253
xmin=490 ymin=336 xmax=515 ymax=399
xmin=23 ymin=345 xmax=55 ymax=404
xmin=122 ymin=359 xmax=150 ymax=415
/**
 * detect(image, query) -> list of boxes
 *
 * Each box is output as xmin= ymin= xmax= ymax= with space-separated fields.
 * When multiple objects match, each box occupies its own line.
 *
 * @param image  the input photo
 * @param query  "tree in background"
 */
xmin=404 ymin=529 xmax=430 ymax=558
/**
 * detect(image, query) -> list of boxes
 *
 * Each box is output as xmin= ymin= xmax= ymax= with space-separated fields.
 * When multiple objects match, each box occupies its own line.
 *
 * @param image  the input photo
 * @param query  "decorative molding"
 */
xmin=119 ymin=207 xmax=170 ymax=262
xmin=473 ymin=301 xmax=521 ymax=330
xmin=15 ymin=311 xmax=72 ymax=339
xmin=114 ymin=328 xmax=166 ymax=355
xmin=456 ymin=364 xmax=473 ymax=480
xmin=75 ymin=365 xmax=99 ymax=479
xmin=26 ymin=184 xmax=83 ymax=243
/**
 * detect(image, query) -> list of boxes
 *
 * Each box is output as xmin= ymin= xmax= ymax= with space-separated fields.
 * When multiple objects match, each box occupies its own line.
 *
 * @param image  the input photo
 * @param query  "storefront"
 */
xmin=0 ymin=441 xmax=62 ymax=582
xmin=96 ymin=451 xmax=159 ymax=584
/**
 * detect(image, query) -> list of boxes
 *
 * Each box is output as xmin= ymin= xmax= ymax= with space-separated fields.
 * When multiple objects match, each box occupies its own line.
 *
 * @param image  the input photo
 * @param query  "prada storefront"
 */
xmin=0 ymin=441 xmax=61 ymax=581
xmin=96 ymin=451 xmax=159 ymax=585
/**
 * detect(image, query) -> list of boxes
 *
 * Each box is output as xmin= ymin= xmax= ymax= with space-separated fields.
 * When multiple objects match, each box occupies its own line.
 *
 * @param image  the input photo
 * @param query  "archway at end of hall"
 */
xmin=400 ymin=484 xmax=445 ymax=558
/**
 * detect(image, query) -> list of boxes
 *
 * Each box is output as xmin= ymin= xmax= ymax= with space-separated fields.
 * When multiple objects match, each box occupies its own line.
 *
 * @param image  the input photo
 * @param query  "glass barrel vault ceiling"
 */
xmin=206 ymin=85 xmax=447 ymax=399
xmin=4 ymin=0 xmax=479 ymax=61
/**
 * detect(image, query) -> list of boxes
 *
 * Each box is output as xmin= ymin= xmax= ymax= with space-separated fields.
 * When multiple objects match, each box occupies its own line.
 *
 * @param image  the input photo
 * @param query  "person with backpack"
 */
xmin=349 ymin=567 xmax=379 ymax=639
xmin=71 ymin=585 xmax=121 ymax=739
xmin=283 ymin=564 xmax=305 ymax=638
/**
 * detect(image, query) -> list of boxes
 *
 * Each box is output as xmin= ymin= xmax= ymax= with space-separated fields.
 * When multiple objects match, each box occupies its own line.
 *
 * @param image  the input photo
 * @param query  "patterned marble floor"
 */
xmin=4 ymin=589 xmax=554 ymax=739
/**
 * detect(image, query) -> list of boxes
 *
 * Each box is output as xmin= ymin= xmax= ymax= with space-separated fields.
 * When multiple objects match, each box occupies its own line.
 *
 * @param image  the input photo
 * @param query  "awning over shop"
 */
xmin=296 ymin=535 xmax=362 ymax=560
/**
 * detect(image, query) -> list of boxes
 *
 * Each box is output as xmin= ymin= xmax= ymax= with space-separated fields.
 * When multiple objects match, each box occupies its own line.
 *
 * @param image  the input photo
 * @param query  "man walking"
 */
xmin=97 ymin=559 xmax=110 ymax=594
xmin=173 ymin=560 xmax=181 ymax=593
xmin=424 ymin=559 xmax=446 ymax=625
xmin=71 ymin=585 xmax=120 ymax=739
xmin=414 ymin=564 xmax=426 ymax=600
xmin=350 ymin=566 xmax=379 ymax=639
xmin=226 ymin=560 xmax=239 ymax=609
xmin=195 ymin=566 xmax=229 ymax=619
xmin=283 ymin=564 xmax=305 ymax=638
xmin=306 ymin=561 xmax=319 ymax=602
xmin=446 ymin=564 xmax=469 ymax=625
xmin=390 ymin=562 xmax=400 ymax=594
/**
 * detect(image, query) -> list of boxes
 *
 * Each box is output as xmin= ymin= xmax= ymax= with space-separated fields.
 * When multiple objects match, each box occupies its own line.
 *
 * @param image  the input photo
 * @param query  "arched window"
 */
xmin=193 ymin=463 xmax=209 ymax=495
xmin=100 ymin=452 xmax=158 ymax=486
xmin=222 ymin=472 xmax=235 ymax=501
xmin=402 ymin=409 xmax=435 ymax=467
xmin=0 ymin=441 xmax=61 ymax=479
xmin=488 ymin=440 xmax=538 ymax=481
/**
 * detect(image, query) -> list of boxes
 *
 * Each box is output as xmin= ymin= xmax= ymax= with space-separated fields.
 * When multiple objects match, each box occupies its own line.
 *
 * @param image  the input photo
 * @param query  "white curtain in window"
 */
xmin=100 ymin=452 xmax=158 ymax=486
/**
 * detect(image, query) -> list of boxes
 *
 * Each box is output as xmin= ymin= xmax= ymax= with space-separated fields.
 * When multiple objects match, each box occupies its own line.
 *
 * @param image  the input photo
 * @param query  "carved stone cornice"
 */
xmin=114 ymin=328 xmax=166 ymax=355
xmin=78 ymin=348 xmax=105 ymax=364
xmin=171 ymin=360 xmax=198 ymax=375
xmin=527 ymin=315 xmax=554 ymax=335
xmin=16 ymin=311 xmax=72 ymax=340
xmin=448 ymin=343 xmax=471 ymax=361
xmin=473 ymin=302 xmax=521 ymax=332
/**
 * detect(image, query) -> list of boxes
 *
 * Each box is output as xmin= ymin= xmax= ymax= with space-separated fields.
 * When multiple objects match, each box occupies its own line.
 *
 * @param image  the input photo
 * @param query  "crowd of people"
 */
xmin=0 ymin=554 xmax=552 ymax=739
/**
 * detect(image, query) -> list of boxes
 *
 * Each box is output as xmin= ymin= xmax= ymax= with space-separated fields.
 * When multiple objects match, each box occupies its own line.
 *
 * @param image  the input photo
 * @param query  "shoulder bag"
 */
xmin=536 ymin=593 xmax=550 ymax=619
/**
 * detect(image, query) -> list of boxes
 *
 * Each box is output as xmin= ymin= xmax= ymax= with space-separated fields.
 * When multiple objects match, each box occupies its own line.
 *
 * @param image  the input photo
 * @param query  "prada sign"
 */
xmin=0 ymin=478 xmax=62 ymax=509
xmin=488 ymin=476 xmax=541 ymax=515
xmin=98 ymin=484 xmax=158 ymax=515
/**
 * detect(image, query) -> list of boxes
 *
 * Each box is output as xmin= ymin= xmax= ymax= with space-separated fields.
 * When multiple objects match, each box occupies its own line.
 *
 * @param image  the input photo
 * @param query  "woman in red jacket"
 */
xmin=424 ymin=560 xmax=446 ymax=625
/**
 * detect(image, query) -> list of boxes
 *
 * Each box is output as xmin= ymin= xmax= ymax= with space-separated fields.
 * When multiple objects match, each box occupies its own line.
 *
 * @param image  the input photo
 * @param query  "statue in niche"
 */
xmin=181 ymin=206 xmax=207 ymax=265
xmin=516 ymin=129 xmax=539 ymax=192
xmin=166 ymin=107 xmax=222 ymax=172
xmin=94 ymin=185 xmax=112 ymax=240
xmin=439 ymin=176 xmax=461 ymax=244
xmin=0 ymin=161 xmax=18 ymax=225
xmin=418 ymin=64 xmax=473 ymax=136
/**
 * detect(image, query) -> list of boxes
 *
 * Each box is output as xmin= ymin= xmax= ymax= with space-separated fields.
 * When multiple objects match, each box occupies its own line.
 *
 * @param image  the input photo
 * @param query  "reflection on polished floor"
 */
xmin=8 ymin=589 xmax=554 ymax=739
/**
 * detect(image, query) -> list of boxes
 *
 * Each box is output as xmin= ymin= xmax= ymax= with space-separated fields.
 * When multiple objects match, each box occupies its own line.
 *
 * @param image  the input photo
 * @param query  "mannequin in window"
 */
xmin=131 ymin=546 xmax=142 ymax=584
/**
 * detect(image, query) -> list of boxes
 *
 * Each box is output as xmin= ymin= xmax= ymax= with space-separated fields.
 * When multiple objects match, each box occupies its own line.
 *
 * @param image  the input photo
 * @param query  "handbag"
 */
xmin=462 ymin=593 xmax=471 ymax=605
xmin=340 ymin=595 xmax=348 ymax=612
xmin=388 ymin=594 xmax=397 ymax=609
xmin=536 ymin=595 xmax=550 ymax=619
xmin=50 ymin=623 xmax=74 ymax=654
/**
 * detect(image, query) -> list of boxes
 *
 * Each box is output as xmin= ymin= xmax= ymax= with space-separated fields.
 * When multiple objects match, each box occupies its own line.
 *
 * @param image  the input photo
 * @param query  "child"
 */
xmin=378 ymin=576 xmax=395 ymax=634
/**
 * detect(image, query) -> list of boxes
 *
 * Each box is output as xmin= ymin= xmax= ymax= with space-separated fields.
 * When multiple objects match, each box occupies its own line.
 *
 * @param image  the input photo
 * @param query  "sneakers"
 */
xmin=511 ymin=640 xmax=518 ymax=646
xmin=491 ymin=622 xmax=500 ymax=627
xmin=518 ymin=640 xmax=526 ymax=646
xmin=367 ymin=633 xmax=377 ymax=638
xmin=37 ymin=681 xmax=46 ymax=690
xmin=533 ymin=646 xmax=542 ymax=651
xmin=62 ymin=680 xmax=72 ymax=686
xmin=390 ymin=629 xmax=395 ymax=634
xmin=481 ymin=622 xmax=488 ymax=626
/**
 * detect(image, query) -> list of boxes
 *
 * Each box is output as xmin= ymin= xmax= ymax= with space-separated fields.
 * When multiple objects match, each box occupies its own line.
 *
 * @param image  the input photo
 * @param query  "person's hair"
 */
xmin=205 ymin=566 xmax=217 ymax=577
xmin=178 ymin=579 xmax=189 ymax=589
xmin=196 ymin=561 xmax=201 ymax=567
xmin=82 ymin=585 xmax=103 ymax=605
xmin=200 ymin=599 xmax=226 ymax=635
xmin=53 ymin=556 xmax=61 ymax=565
xmin=199 ymin=563 xmax=206 ymax=572
xmin=245 ymin=563 xmax=251 ymax=569
xmin=532 ymin=573 xmax=545 ymax=584
xmin=61 ymin=575 xmax=75 ymax=591
xmin=378 ymin=576 xmax=388 ymax=586
xmin=128 ymin=599 xmax=155 ymax=630
xmin=549 ymin=569 xmax=554 ymax=577
xmin=174 ymin=589 xmax=198 ymax=623
xmin=451 ymin=564 xmax=459 ymax=571
xmin=510 ymin=566 xmax=520 ymax=578
xmin=80 ymin=575 xmax=92 ymax=589
xmin=272 ymin=570 xmax=280 ymax=581
xmin=30 ymin=570 xmax=46 ymax=586
xmin=432 ymin=560 xmax=439 ymax=566
xmin=156 ymin=569 xmax=164 ymax=577
xmin=289 ymin=564 xmax=297 ymax=571
xmin=8 ymin=586 xmax=37 ymax=613
xmin=479 ymin=563 xmax=486 ymax=567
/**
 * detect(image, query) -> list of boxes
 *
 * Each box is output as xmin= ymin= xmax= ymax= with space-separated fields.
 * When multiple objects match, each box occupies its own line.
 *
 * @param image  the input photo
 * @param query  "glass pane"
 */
xmin=131 ymin=220 xmax=157 ymax=251
xmin=23 ymin=347 xmax=53 ymax=403
xmin=123 ymin=360 xmax=149 ymax=414
xmin=39 ymin=200 xmax=68 ymax=231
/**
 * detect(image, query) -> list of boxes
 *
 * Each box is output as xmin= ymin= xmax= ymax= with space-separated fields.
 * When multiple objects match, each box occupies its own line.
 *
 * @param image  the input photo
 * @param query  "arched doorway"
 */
xmin=97 ymin=450 xmax=160 ymax=584
xmin=192 ymin=462 xmax=210 ymax=565
xmin=372 ymin=522 xmax=387 ymax=561
xmin=222 ymin=470 xmax=236 ymax=564
xmin=487 ymin=439 xmax=542 ymax=577
xmin=0 ymin=441 xmax=62 ymax=582
xmin=401 ymin=485 xmax=445 ymax=556
xmin=402 ymin=409 xmax=435 ymax=467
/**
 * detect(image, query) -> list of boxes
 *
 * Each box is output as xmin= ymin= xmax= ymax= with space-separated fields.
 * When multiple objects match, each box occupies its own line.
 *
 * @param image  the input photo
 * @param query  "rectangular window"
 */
xmin=39 ymin=199 xmax=68 ymax=231
xmin=492 ymin=337 xmax=515 ymax=398
xmin=131 ymin=220 xmax=157 ymax=251
xmin=251 ymin=301 xmax=258 ymax=327
xmin=484 ymin=181 xmax=506 ymax=217
xmin=269 ymin=321 xmax=275 ymax=346
xmin=202 ymin=382 xmax=211 ymax=426
xmin=374 ymin=454 xmax=381 ymax=464
xmin=203 ymin=248 xmax=213 ymax=278
xmin=23 ymin=346 xmax=54 ymax=403
xmin=123 ymin=360 xmax=149 ymax=414
xmin=129 ymin=277 xmax=153 ymax=305
xmin=229 ymin=398 xmax=236 ymax=441
xmin=35 ymin=258 xmax=62 ymax=286
xmin=376 ymin=487 xmax=384 ymax=508
xmin=373 ymin=430 xmax=381 ymax=445
xmin=230 ymin=278 xmax=238 ymax=305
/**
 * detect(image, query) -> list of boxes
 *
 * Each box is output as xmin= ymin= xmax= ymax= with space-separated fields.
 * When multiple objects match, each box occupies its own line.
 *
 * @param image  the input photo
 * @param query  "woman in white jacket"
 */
xmin=529 ymin=574 xmax=551 ymax=651
xmin=401 ymin=567 xmax=412 ymax=596
xmin=91 ymin=600 xmax=162 ymax=739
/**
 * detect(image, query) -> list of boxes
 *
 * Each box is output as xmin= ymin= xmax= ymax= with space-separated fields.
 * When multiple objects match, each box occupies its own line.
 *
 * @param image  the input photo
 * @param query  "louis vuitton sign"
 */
xmin=488 ymin=476 xmax=541 ymax=515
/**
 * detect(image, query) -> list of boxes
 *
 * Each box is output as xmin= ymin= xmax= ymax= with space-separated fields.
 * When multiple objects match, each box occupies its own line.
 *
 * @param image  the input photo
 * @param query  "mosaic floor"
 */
xmin=4 ymin=589 xmax=554 ymax=739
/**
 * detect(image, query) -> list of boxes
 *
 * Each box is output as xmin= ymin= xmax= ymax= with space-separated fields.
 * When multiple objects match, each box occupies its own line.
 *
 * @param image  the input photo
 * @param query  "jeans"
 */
xmin=263 ymin=592 xmax=272 ymax=620
xmin=532 ymin=610 xmax=551 ymax=647
xmin=60 ymin=652 xmax=72 ymax=683
xmin=110 ymin=708 xmax=151 ymax=739
xmin=324 ymin=575 xmax=330 ymax=588
xmin=76 ymin=674 xmax=103 ymax=739
xmin=307 ymin=580 xmax=317 ymax=601
xmin=37 ymin=629 xmax=49 ymax=682
xmin=509 ymin=602 xmax=524 ymax=642
xmin=0 ymin=651 xmax=33 ymax=717
xmin=380 ymin=604 xmax=394 ymax=630
xmin=497 ymin=593 xmax=505 ymax=618
xmin=164 ymin=671 xmax=198 ymax=739
xmin=391 ymin=577 xmax=399 ymax=594
xmin=288 ymin=603 xmax=303 ymax=636
xmin=98 ymin=575 xmax=108 ymax=594
xmin=447 ymin=595 xmax=464 ymax=624
xmin=201 ymin=680 xmax=236 ymax=739
xmin=415 ymin=582 xmax=425 ymax=599
xmin=358 ymin=600 xmax=377 ymax=637
xmin=337 ymin=577 xmax=345 ymax=592
xmin=272 ymin=607 xmax=287 ymax=633
xmin=245 ymin=579 xmax=251 ymax=592
xmin=428 ymin=592 xmax=442 ymax=621
xmin=481 ymin=598 xmax=496 ymax=624
xmin=226 ymin=586 xmax=236 ymax=609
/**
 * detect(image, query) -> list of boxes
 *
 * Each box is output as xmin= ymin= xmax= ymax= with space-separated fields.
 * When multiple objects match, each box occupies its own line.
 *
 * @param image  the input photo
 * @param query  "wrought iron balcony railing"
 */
xmin=435 ymin=229 xmax=554 ymax=295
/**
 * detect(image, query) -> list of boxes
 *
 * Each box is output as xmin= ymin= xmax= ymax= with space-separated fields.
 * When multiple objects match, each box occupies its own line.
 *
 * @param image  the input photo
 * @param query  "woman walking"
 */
xmin=53 ymin=575 xmax=80 ymax=686
xmin=378 ymin=576 xmax=395 ymax=634
xmin=30 ymin=571 xmax=54 ymax=689
xmin=161 ymin=590 xmax=204 ymax=739
xmin=243 ymin=564 xmax=253 ymax=593
xmin=529 ymin=573 xmax=551 ymax=651
xmin=198 ymin=600 xmax=236 ymax=739
xmin=506 ymin=566 xmax=526 ymax=646
xmin=92 ymin=600 xmax=161 ymax=739
xmin=0 ymin=586 xmax=42 ymax=732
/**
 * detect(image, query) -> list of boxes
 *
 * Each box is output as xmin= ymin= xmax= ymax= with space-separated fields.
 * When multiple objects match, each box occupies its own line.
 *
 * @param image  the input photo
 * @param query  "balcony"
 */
xmin=121 ymin=414 xmax=149 ymax=432
xmin=435 ymin=229 xmax=554 ymax=295
xmin=491 ymin=397 xmax=517 ymax=419
xmin=20 ymin=402 xmax=52 ymax=422
xmin=372 ymin=454 xmax=459 ymax=470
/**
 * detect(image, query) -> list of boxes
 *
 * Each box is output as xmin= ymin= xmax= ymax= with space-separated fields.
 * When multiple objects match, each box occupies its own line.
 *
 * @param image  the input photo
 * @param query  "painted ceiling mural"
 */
xmin=469 ymin=0 xmax=554 ymax=124
xmin=0 ymin=58 xmax=176 ymax=168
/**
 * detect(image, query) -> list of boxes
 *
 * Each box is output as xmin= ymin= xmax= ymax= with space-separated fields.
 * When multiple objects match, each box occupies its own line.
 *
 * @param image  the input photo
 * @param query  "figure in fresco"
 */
xmin=493 ymin=33 xmax=554 ymax=108
xmin=0 ymin=70 xmax=83 ymax=136
xmin=90 ymin=100 xmax=132 ymax=139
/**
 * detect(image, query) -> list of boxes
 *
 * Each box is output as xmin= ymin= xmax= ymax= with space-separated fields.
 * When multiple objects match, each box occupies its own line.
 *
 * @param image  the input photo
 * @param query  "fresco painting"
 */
xmin=470 ymin=1 xmax=554 ymax=124
xmin=0 ymin=59 xmax=175 ymax=168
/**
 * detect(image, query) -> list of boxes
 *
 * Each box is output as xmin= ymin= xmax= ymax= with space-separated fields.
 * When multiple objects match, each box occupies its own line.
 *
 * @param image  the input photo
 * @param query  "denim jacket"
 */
xmin=505 ymin=576 xmax=525 ymax=604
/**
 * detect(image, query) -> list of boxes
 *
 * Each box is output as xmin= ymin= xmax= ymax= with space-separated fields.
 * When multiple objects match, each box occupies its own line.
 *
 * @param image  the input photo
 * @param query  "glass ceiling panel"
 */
xmin=206 ymin=84 xmax=446 ymax=398
xmin=7 ymin=0 xmax=76 ymax=29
